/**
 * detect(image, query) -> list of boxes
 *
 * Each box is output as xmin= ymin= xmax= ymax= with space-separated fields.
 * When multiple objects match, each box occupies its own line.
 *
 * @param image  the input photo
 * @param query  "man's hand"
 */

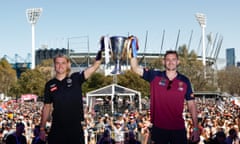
xmin=95 ymin=50 xmax=102 ymax=61
xmin=190 ymin=129 xmax=200 ymax=143
xmin=127 ymin=36 xmax=139 ymax=59
xmin=100 ymin=36 xmax=105 ymax=51
xmin=39 ymin=128 xmax=46 ymax=142
xmin=95 ymin=36 xmax=105 ymax=61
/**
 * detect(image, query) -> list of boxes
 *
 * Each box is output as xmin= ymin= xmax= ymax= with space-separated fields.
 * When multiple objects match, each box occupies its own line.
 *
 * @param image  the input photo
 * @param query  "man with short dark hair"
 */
xmin=130 ymin=36 xmax=200 ymax=144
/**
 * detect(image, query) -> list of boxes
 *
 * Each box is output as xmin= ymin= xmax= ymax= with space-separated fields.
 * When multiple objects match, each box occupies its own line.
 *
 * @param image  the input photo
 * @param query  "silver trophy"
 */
xmin=109 ymin=36 xmax=128 ymax=74
xmin=101 ymin=35 xmax=137 ymax=75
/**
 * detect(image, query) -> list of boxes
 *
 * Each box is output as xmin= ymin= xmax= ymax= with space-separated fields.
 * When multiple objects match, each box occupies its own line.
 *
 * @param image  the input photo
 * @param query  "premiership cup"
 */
xmin=100 ymin=35 xmax=138 ymax=75
xmin=110 ymin=36 xmax=128 ymax=74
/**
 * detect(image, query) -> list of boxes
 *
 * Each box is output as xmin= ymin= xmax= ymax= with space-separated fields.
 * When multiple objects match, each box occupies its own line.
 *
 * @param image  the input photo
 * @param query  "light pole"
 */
xmin=26 ymin=8 xmax=43 ymax=69
xmin=195 ymin=13 xmax=207 ymax=66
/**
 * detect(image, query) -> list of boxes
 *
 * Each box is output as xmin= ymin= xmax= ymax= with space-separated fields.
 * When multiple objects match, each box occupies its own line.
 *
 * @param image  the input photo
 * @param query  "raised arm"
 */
xmin=129 ymin=36 xmax=143 ymax=77
xmin=84 ymin=37 xmax=104 ymax=79
xmin=84 ymin=51 xmax=102 ymax=79
xmin=84 ymin=50 xmax=102 ymax=79
xmin=130 ymin=58 xmax=143 ymax=77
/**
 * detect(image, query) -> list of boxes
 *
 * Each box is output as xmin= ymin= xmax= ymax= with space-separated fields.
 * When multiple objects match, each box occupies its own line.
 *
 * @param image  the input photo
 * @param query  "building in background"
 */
xmin=237 ymin=61 xmax=240 ymax=68
xmin=226 ymin=48 xmax=235 ymax=67
xmin=35 ymin=48 xmax=68 ymax=65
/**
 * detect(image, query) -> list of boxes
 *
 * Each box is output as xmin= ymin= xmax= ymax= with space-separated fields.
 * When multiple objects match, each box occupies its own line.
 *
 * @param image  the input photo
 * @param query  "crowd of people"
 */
xmin=0 ymin=101 xmax=44 ymax=144
xmin=0 ymin=97 xmax=239 ymax=144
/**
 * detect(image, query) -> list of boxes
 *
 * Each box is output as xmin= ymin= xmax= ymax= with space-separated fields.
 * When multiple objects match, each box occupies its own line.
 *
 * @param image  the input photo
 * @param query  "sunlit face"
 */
xmin=163 ymin=53 xmax=179 ymax=71
xmin=54 ymin=57 xmax=70 ymax=75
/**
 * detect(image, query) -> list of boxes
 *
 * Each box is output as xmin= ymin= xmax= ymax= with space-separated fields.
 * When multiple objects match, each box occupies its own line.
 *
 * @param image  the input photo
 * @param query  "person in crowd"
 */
xmin=39 ymin=47 xmax=103 ymax=144
xmin=126 ymin=115 xmax=138 ymax=134
xmin=97 ymin=129 xmax=115 ymax=144
xmin=5 ymin=122 xmax=27 ymax=144
xmin=95 ymin=116 xmax=105 ymax=141
xmin=207 ymin=131 xmax=227 ymax=144
xmin=129 ymin=36 xmax=200 ymax=144
xmin=225 ymin=128 xmax=239 ymax=144
xmin=31 ymin=125 xmax=45 ymax=144
xmin=138 ymin=116 xmax=151 ymax=144
xmin=111 ymin=120 xmax=125 ymax=144
xmin=124 ymin=131 xmax=141 ymax=144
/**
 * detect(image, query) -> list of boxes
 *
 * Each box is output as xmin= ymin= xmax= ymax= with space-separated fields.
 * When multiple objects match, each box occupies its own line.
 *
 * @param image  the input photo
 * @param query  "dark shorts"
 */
xmin=151 ymin=126 xmax=187 ymax=144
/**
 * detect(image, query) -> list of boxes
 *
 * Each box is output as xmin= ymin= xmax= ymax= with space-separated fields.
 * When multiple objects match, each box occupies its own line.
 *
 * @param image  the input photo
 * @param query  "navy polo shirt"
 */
xmin=43 ymin=71 xmax=86 ymax=144
xmin=143 ymin=69 xmax=194 ymax=130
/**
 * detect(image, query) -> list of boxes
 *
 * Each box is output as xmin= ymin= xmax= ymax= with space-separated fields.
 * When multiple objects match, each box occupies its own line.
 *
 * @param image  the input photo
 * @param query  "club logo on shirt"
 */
xmin=50 ymin=84 xmax=57 ymax=92
xmin=159 ymin=78 xmax=166 ymax=86
xmin=178 ymin=82 xmax=184 ymax=91
xmin=67 ymin=78 xmax=72 ymax=87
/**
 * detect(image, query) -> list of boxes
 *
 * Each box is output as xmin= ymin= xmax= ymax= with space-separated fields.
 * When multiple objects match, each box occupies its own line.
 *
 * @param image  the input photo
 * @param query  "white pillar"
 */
xmin=26 ymin=8 xmax=42 ymax=69
xmin=202 ymin=25 xmax=206 ymax=66
xmin=31 ymin=24 xmax=36 ymax=69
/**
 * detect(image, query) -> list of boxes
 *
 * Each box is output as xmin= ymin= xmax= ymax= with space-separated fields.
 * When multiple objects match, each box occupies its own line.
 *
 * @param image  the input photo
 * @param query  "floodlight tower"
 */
xmin=195 ymin=13 xmax=207 ymax=66
xmin=26 ymin=8 xmax=43 ymax=69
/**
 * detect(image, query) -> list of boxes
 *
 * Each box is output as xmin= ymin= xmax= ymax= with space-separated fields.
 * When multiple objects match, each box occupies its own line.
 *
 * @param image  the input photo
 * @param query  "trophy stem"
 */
xmin=112 ymin=59 xmax=121 ymax=74
xmin=116 ymin=59 xmax=121 ymax=73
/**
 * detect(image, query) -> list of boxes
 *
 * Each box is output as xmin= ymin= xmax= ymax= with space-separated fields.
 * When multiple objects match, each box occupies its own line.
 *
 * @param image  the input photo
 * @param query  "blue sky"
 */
xmin=1 ymin=0 xmax=239 ymax=68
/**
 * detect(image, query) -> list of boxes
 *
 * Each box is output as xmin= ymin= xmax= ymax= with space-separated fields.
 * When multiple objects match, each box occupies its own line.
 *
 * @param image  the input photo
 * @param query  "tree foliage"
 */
xmin=82 ymin=72 xmax=107 ymax=93
xmin=17 ymin=69 xmax=47 ymax=97
xmin=217 ymin=66 xmax=240 ymax=96
xmin=177 ymin=45 xmax=217 ymax=91
xmin=8 ymin=60 xmax=53 ymax=99
xmin=0 ymin=58 xmax=17 ymax=95
xmin=117 ymin=70 xmax=149 ymax=97
xmin=82 ymin=70 xmax=150 ymax=98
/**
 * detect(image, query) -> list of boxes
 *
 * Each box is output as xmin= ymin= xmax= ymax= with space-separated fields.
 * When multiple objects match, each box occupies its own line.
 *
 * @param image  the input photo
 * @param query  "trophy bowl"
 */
xmin=109 ymin=36 xmax=128 ymax=74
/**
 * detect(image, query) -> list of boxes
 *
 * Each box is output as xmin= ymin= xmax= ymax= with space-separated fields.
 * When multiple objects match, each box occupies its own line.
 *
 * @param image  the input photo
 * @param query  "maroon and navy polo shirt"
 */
xmin=143 ymin=68 xmax=194 ymax=130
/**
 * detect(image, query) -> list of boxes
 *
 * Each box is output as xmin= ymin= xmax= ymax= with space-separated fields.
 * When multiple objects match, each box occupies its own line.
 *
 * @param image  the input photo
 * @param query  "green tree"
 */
xmin=17 ymin=69 xmax=47 ymax=97
xmin=8 ymin=82 xmax=21 ymax=100
xmin=118 ymin=70 xmax=150 ymax=97
xmin=0 ymin=58 xmax=17 ymax=95
xmin=37 ymin=60 xmax=53 ymax=82
xmin=81 ymin=71 xmax=150 ymax=98
xmin=147 ymin=57 xmax=164 ymax=70
xmin=82 ymin=72 xmax=106 ymax=93
xmin=9 ymin=59 xmax=53 ymax=100
xmin=217 ymin=66 xmax=240 ymax=95
xmin=177 ymin=45 xmax=217 ymax=91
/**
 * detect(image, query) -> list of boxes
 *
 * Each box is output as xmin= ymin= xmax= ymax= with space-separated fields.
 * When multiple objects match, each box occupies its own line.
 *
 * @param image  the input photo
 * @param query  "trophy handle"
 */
xmin=121 ymin=39 xmax=129 ymax=60
xmin=101 ymin=36 xmax=113 ymax=64
xmin=124 ymin=36 xmax=138 ymax=59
